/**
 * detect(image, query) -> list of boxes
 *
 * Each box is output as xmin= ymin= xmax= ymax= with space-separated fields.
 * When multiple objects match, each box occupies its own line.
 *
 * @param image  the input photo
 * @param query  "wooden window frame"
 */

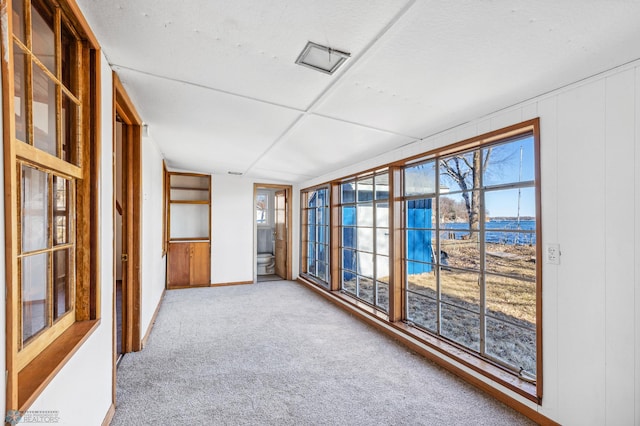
xmin=299 ymin=119 xmax=542 ymax=403
xmin=299 ymin=186 xmax=331 ymax=287
xmin=2 ymin=0 xmax=101 ymax=412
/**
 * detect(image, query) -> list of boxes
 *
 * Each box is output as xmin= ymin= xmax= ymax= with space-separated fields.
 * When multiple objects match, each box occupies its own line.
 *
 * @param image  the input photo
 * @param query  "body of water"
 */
xmin=441 ymin=220 xmax=536 ymax=245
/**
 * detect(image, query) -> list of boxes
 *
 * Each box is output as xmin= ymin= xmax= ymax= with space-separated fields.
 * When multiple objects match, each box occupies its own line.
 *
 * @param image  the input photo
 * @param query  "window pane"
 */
xmin=53 ymin=248 xmax=71 ymax=320
xmin=341 ymin=206 xmax=355 ymax=226
xmin=307 ymin=243 xmax=315 ymax=265
xmin=356 ymin=204 xmax=373 ymax=226
xmin=405 ymin=161 xmax=436 ymax=196
xmin=357 ymin=177 xmax=373 ymax=202
xmin=376 ymin=229 xmax=389 ymax=256
xmin=357 ymin=252 xmax=374 ymax=278
xmin=376 ymin=255 xmax=389 ymax=283
xmin=407 ymin=198 xmax=434 ymax=229
xmin=486 ymin=318 xmax=536 ymax=377
xmin=376 ymin=203 xmax=389 ymax=227
xmin=317 ymin=224 xmax=327 ymax=244
xmin=439 ymin=192 xmax=476 ymax=229
xmin=307 ymin=220 xmax=316 ymax=244
xmin=407 ymin=292 xmax=437 ymax=332
xmin=440 ymin=151 xmax=484 ymax=191
xmin=440 ymin=269 xmax=480 ymax=312
xmin=406 ymin=264 xmax=436 ymax=297
xmin=256 ymin=193 xmax=267 ymax=224
xmin=485 ymin=187 xmax=536 ymax=225
xmin=342 ymin=227 xmax=355 ymax=249
xmin=317 ymin=244 xmax=326 ymax=264
xmin=317 ymin=262 xmax=328 ymax=283
xmin=375 ymin=173 xmax=389 ymax=200
xmin=13 ymin=43 xmax=28 ymax=143
xmin=441 ymin=304 xmax=480 ymax=351
xmin=32 ymin=64 xmax=57 ymax=156
xmin=376 ymin=282 xmax=389 ymax=312
xmin=356 ymin=228 xmax=373 ymax=252
xmin=440 ymin=234 xmax=479 ymax=271
xmin=53 ymin=175 xmax=69 ymax=245
xmin=61 ymin=93 xmax=79 ymax=164
xmin=31 ymin=0 xmax=56 ymax=74
xmin=341 ymin=182 xmax=355 ymax=203
xmin=22 ymin=253 xmax=49 ymax=343
xmin=406 ymin=230 xmax=434 ymax=263
xmin=12 ymin=0 xmax=25 ymax=42
xmin=342 ymin=270 xmax=356 ymax=294
xmin=485 ymin=274 xmax=536 ymax=326
xmin=342 ymin=249 xmax=356 ymax=273
xmin=357 ymin=276 xmax=374 ymax=304
xmin=22 ymin=166 xmax=49 ymax=253
xmin=483 ymin=136 xmax=535 ymax=187
xmin=61 ymin=21 xmax=77 ymax=93
xmin=485 ymin=238 xmax=536 ymax=281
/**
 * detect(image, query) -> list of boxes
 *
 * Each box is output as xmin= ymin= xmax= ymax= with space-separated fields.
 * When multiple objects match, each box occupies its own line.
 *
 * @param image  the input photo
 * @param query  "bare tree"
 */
xmin=440 ymin=149 xmax=491 ymax=239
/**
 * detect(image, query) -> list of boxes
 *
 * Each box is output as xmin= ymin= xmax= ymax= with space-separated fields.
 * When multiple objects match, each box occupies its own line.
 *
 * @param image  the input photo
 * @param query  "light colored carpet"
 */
xmin=112 ymin=281 xmax=534 ymax=425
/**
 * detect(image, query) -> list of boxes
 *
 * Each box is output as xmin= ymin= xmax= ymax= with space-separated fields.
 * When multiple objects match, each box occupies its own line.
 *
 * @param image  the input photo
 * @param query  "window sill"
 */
xmin=18 ymin=320 xmax=100 ymax=411
xmin=296 ymin=278 xmax=550 ymax=423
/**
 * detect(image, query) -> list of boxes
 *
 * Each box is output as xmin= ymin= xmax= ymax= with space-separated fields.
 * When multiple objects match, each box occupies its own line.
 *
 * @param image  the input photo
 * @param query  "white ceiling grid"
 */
xmin=76 ymin=0 xmax=640 ymax=183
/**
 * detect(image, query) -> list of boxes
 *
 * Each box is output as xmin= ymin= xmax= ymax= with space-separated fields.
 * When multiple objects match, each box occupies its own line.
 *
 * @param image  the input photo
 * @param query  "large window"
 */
xmin=340 ymin=171 xmax=390 ymax=312
xmin=299 ymin=120 xmax=540 ymax=401
xmin=4 ymin=0 xmax=99 ymax=410
xmin=405 ymin=133 xmax=538 ymax=379
xmin=301 ymin=187 xmax=330 ymax=286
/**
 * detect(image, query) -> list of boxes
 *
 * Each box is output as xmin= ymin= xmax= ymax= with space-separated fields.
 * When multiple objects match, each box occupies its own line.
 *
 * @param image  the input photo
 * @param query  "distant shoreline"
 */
xmin=488 ymin=216 xmax=535 ymax=221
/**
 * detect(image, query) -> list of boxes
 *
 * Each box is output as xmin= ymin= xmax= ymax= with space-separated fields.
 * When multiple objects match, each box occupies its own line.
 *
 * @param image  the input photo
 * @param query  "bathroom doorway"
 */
xmin=254 ymin=184 xmax=292 ymax=282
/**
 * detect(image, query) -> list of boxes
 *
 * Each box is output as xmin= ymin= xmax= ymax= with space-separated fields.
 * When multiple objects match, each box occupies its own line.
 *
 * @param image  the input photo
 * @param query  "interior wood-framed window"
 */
xmin=300 ymin=186 xmax=330 ymax=287
xmin=2 ymin=0 xmax=100 ymax=411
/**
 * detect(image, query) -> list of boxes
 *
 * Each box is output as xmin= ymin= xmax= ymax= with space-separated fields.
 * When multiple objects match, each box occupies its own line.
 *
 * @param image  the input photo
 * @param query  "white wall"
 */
xmin=23 ymin=52 xmax=115 ymax=426
xmin=210 ymin=175 xmax=255 ymax=284
xmin=140 ymin=138 xmax=167 ymax=338
xmin=301 ymin=61 xmax=640 ymax=425
xmin=208 ymin=175 xmax=301 ymax=284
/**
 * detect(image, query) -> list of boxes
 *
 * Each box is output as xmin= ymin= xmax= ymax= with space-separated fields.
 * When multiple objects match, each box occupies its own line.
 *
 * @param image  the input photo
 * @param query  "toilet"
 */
xmin=257 ymin=253 xmax=275 ymax=275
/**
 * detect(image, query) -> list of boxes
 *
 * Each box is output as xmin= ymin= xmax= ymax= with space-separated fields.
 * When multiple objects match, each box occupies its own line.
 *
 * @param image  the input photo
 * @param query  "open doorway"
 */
xmin=254 ymin=184 xmax=292 ymax=282
xmin=113 ymin=73 xmax=142 ymax=371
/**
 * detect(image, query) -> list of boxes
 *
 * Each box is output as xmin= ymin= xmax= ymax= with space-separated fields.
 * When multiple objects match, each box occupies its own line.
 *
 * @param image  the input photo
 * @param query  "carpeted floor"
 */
xmin=112 ymin=280 xmax=534 ymax=425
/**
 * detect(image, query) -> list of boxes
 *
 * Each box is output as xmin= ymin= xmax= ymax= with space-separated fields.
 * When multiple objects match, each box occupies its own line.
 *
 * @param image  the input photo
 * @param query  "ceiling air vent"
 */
xmin=295 ymin=41 xmax=350 ymax=75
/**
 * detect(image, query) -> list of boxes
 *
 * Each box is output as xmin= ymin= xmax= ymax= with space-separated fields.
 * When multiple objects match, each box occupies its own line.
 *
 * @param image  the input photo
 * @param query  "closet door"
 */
xmin=190 ymin=242 xmax=211 ymax=285
xmin=167 ymin=243 xmax=190 ymax=286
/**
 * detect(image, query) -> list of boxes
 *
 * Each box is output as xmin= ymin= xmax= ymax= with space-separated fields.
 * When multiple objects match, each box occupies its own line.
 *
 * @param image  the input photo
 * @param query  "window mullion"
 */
xmin=372 ymin=177 xmax=378 ymax=307
xmin=435 ymin=158 xmax=442 ymax=335
xmin=479 ymin=160 xmax=487 ymax=357
xmin=54 ymin=7 xmax=62 ymax=159
xmin=47 ymin=174 xmax=54 ymax=329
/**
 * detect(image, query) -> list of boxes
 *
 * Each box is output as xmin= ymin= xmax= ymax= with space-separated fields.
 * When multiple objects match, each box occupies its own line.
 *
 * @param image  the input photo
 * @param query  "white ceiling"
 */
xmin=76 ymin=0 xmax=640 ymax=183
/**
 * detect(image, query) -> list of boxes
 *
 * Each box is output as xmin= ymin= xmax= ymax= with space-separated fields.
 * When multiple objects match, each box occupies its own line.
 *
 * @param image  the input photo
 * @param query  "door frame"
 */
xmin=112 ymin=73 xmax=142 ymax=398
xmin=253 ymin=184 xmax=293 ymax=281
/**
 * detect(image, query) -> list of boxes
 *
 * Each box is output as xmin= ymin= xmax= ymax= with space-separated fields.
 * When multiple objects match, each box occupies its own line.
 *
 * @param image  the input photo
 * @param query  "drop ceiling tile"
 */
xmin=117 ymin=69 xmax=302 ymax=174
xmin=251 ymin=114 xmax=414 ymax=178
xmin=77 ymin=0 xmax=413 ymax=110
xmin=315 ymin=0 xmax=640 ymax=138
